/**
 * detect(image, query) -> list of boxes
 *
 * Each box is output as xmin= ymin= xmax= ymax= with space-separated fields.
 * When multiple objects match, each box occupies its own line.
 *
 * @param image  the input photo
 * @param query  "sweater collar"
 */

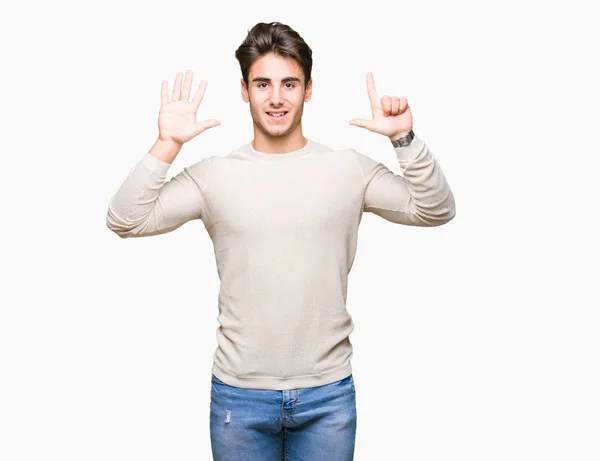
xmin=242 ymin=139 xmax=314 ymax=160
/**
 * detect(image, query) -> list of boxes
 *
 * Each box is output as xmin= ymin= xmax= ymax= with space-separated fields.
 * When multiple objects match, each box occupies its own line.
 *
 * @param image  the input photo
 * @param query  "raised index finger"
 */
xmin=367 ymin=72 xmax=382 ymax=113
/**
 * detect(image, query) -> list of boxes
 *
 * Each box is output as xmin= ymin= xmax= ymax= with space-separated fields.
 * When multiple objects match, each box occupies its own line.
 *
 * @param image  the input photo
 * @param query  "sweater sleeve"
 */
xmin=353 ymin=134 xmax=456 ymax=226
xmin=106 ymin=152 xmax=211 ymax=238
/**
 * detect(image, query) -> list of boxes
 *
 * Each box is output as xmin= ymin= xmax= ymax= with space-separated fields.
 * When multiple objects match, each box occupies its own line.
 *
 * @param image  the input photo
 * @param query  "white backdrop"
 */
xmin=1 ymin=0 xmax=598 ymax=460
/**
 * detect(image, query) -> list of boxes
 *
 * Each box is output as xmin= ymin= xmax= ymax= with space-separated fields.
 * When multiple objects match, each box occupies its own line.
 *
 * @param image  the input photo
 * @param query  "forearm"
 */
xmin=361 ymin=135 xmax=456 ymax=227
xmin=106 ymin=146 xmax=208 ymax=239
xmin=106 ymin=153 xmax=172 ymax=238
xmin=393 ymin=136 xmax=456 ymax=226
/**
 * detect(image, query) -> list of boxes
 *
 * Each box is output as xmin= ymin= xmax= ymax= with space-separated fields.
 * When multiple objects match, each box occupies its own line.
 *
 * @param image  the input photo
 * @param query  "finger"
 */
xmin=399 ymin=97 xmax=409 ymax=113
xmin=181 ymin=69 xmax=193 ymax=101
xmin=391 ymin=97 xmax=400 ymax=115
xmin=172 ymin=72 xmax=183 ymax=101
xmin=196 ymin=119 xmax=221 ymax=133
xmin=161 ymin=80 xmax=168 ymax=106
xmin=366 ymin=72 xmax=382 ymax=115
xmin=382 ymin=95 xmax=392 ymax=116
xmin=192 ymin=80 xmax=208 ymax=109
xmin=349 ymin=118 xmax=376 ymax=132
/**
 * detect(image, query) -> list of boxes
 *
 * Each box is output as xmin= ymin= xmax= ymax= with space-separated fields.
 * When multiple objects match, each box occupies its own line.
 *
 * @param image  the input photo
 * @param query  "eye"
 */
xmin=257 ymin=82 xmax=296 ymax=88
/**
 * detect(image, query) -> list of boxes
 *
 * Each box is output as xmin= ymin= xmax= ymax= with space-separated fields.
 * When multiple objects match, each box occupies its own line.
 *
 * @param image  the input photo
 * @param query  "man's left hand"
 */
xmin=349 ymin=72 xmax=413 ymax=141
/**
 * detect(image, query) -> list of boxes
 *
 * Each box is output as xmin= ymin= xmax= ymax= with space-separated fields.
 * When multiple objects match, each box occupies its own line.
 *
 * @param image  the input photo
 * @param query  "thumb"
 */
xmin=195 ymin=119 xmax=221 ymax=134
xmin=349 ymin=119 xmax=376 ymax=131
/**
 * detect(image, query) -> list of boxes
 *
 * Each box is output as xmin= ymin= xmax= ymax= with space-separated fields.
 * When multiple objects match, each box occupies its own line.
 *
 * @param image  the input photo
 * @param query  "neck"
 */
xmin=251 ymin=125 xmax=307 ymax=154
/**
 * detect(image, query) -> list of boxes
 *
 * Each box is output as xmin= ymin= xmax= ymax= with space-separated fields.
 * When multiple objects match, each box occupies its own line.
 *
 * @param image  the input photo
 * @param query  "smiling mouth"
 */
xmin=266 ymin=111 xmax=288 ymax=119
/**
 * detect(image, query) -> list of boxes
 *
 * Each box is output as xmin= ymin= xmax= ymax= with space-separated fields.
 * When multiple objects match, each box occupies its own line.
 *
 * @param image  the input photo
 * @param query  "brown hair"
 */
xmin=235 ymin=22 xmax=313 ymax=90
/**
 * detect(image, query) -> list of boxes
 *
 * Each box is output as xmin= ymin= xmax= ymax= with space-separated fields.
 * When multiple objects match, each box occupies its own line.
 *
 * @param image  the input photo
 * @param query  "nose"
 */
xmin=270 ymin=86 xmax=283 ymax=105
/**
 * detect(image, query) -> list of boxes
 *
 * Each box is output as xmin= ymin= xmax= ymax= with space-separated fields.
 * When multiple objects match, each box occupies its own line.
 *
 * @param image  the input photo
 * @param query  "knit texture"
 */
xmin=106 ymin=135 xmax=456 ymax=390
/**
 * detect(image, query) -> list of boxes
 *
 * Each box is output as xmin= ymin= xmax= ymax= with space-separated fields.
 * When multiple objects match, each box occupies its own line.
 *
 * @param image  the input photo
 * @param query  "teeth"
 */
xmin=268 ymin=112 xmax=286 ymax=116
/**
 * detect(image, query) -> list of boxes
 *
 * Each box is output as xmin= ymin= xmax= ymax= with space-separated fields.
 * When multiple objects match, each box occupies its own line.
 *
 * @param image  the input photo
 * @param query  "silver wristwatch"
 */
xmin=391 ymin=130 xmax=415 ymax=147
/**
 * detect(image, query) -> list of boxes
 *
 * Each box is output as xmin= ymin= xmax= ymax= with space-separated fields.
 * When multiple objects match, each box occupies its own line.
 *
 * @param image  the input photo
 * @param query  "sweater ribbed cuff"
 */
xmin=394 ymin=134 xmax=426 ymax=163
xmin=140 ymin=152 xmax=172 ymax=176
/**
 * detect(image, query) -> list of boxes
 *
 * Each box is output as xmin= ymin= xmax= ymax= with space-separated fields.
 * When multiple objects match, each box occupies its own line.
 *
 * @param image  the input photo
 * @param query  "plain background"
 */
xmin=1 ymin=0 xmax=598 ymax=460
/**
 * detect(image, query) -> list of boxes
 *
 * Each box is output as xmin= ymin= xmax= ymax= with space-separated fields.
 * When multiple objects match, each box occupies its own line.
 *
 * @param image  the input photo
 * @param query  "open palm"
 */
xmin=158 ymin=70 xmax=221 ymax=145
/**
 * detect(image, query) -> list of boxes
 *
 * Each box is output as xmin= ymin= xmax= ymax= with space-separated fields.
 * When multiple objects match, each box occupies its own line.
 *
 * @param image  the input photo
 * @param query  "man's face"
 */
xmin=241 ymin=52 xmax=312 ymax=138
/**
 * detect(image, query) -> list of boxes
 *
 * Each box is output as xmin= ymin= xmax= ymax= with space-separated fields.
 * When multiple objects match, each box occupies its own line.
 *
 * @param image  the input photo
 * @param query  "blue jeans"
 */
xmin=210 ymin=373 xmax=357 ymax=460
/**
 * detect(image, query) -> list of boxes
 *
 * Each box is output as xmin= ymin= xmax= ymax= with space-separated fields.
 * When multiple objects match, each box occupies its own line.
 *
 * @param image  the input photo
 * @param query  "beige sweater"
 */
xmin=106 ymin=135 xmax=456 ymax=390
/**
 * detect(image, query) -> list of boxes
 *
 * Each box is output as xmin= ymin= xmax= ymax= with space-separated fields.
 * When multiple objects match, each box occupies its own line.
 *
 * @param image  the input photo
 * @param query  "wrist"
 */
xmin=390 ymin=129 xmax=415 ymax=148
xmin=389 ymin=130 xmax=413 ymax=142
xmin=150 ymin=138 xmax=183 ymax=164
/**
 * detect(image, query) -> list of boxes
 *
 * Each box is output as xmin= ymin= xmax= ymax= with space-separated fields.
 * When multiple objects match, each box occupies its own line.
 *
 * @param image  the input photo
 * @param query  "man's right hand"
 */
xmin=157 ymin=70 xmax=221 ymax=146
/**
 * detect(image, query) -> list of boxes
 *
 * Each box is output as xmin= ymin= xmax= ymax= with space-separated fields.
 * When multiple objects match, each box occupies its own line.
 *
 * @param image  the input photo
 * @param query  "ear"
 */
xmin=241 ymin=78 xmax=249 ymax=103
xmin=304 ymin=78 xmax=313 ymax=102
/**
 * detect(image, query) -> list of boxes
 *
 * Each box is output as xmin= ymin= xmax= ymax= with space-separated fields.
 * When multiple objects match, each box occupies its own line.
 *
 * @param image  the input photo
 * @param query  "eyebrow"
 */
xmin=251 ymin=76 xmax=301 ymax=84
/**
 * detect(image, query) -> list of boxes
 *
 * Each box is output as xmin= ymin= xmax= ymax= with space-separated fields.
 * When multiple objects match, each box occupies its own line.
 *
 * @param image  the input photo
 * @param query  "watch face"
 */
xmin=393 ymin=131 xmax=414 ymax=147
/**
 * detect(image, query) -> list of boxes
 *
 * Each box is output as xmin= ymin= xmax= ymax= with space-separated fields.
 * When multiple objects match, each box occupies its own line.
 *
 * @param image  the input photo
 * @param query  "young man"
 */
xmin=106 ymin=21 xmax=455 ymax=461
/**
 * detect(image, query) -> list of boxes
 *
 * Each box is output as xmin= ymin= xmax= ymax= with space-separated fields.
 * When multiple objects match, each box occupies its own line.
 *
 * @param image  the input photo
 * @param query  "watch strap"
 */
xmin=391 ymin=130 xmax=415 ymax=148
